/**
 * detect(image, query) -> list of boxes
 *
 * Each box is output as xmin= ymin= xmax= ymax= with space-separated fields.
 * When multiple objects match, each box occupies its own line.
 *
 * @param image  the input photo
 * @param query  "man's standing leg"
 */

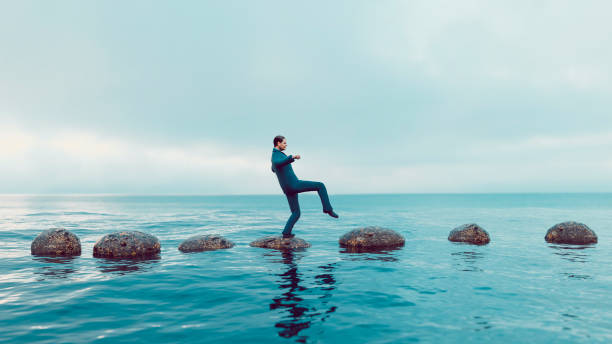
xmin=293 ymin=180 xmax=333 ymax=212
xmin=282 ymin=193 xmax=300 ymax=236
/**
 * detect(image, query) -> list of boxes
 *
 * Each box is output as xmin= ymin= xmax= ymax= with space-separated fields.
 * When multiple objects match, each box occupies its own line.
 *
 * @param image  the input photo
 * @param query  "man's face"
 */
xmin=277 ymin=139 xmax=287 ymax=151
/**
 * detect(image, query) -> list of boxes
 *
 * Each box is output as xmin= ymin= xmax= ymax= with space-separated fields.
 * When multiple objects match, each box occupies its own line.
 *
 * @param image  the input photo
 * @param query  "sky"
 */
xmin=1 ymin=0 xmax=611 ymax=194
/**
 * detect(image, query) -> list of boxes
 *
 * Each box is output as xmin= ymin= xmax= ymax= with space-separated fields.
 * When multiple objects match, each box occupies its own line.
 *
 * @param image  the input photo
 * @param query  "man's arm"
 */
xmin=272 ymin=152 xmax=295 ymax=169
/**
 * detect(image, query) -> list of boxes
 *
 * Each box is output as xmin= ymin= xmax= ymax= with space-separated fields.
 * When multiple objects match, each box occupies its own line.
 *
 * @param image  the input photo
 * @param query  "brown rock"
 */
xmin=545 ymin=221 xmax=597 ymax=245
xmin=448 ymin=224 xmax=490 ymax=245
xmin=179 ymin=234 xmax=234 ymax=252
xmin=250 ymin=236 xmax=310 ymax=249
xmin=93 ymin=231 xmax=160 ymax=258
xmin=31 ymin=228 xmax=81 ymax=256
xmin=339 ymin=226 xmax=405 ymax=250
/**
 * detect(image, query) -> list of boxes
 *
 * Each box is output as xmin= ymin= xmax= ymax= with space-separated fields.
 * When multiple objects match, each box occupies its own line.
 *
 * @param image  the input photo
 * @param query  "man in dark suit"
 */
xmin=271 ymin=135 xmax=339 ymax=238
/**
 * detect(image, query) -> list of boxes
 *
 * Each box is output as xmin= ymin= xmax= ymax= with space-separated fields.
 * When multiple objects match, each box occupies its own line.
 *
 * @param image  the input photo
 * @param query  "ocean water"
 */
xmin=1 ymin=194 xmax=611 ymax=343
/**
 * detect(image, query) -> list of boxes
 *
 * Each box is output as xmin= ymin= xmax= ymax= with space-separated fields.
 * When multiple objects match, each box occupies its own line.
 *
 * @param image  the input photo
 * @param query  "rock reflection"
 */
xmin=549 ymin=244 xmax=594 ymax=279
xmin=96 ymin=257 xmax=160 ymax=275
xmin=451 ymin=249 xmax=484 ymax=272
xmin=32 ymin=256 xmax=77 ymax=280
xmin=339 ymin=247 xmax=401 ymax=262
xmin=267 ymin=250 xmax=337 ymax=343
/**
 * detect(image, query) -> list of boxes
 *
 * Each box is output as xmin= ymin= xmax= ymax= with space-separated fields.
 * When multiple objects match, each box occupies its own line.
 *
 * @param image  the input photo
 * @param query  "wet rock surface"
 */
xmin=339 ymin=226 xmax=405 ymax=250
xmin=93 ymin=231 xmax=161 ymax=258
xmin=31 ymin=228 xmax=81 ymax=256
xmin=545 ymin=221 xmax=597 ymax=245
xmin=448 ymin=224 xmax=490 ymax=245
xmin=250 ymin=236 xmax=311 ymax=249
xmin=179 ymin=234 xmax=234 ymax=252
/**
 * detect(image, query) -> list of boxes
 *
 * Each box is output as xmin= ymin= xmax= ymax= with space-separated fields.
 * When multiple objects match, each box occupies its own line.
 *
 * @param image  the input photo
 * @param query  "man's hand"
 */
xmin=293 ymin=155 xmax=301 ymax=160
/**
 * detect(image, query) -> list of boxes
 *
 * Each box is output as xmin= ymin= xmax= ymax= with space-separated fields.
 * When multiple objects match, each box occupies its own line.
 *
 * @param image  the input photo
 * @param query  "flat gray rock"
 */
xmin=179 ymin=234 xmax=234 ymax=252
xmin=545 ymin=221 xmax=597 ymax=245
xmin=93 ymin=231 xmax=161 ymax=258
xmin=250 ymin=236 xmax=310 ymax=249
xmin=448 ymin=224 xmax=490 ymax=245
xmin=31 ymin=228 xmax=81 ymax=256
xmin=339 ymin=226 xmax=405 ymax=250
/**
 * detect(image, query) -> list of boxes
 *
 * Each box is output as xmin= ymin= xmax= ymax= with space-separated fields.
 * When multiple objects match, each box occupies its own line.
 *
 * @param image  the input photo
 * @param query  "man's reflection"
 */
xmin=268 ymin=250 xmax=337 ymax=342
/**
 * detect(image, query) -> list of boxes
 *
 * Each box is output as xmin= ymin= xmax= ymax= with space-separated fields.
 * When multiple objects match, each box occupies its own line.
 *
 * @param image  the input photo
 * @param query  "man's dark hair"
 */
xmin=273 ymin=135 xmax=285 ymax=146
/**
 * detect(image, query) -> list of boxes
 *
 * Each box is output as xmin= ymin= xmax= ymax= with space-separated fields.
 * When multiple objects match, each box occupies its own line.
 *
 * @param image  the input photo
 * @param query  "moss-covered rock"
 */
xmin=250 ymin=236 xmax=310 ymax=249
xmin=339 ymin=226 xmax=405 ymax=250
xmin=179 ymin=234 xmax=234 ymax=252
xmin=448 ymin=224 xmax=490 ymax=245
xmin=545 ymin=221 xmax=597 ymax=245
xmin=31 ymin=228 xmax=81 ymax=256
xmin=93 ymin=231 xmax=160 ymax=258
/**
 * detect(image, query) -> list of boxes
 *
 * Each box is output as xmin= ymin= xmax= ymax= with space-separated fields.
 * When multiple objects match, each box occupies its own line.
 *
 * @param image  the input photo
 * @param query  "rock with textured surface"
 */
xmin=448 ymin=224 xmax=490 ymax=245
xmin=93 ymin=231 xmax=161 ymax=258
xmin=31 ymin=228 xmax=81 ymax=256
xmin=179 ymin=234 xmax=234 ymax=252
xmin=250 ymin=236 xmax=310 ymax=249
xmin=545 ymin=221 xmax=597 ymax=245
xmin=339 ymin=226 xmax=405 ymax=250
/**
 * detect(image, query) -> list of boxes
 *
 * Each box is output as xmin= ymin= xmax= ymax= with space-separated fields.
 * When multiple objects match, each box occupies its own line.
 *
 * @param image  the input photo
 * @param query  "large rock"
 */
xmin=179 ymin=234 xmax=234 ymax=252
xmin=339 ymin=226 xmax=405 ymax=250
xmin=93 ymin=231 xmax=161 ymax=258
xmin=31 ymin=228 xmax=81 ymax=256
xmin=250 ymin=236 xmax=310 ymax=249
xmin=448 ymin=224 xmax=490 ymax=245
xmin=545 ymin=221 xmax=597 ymax=245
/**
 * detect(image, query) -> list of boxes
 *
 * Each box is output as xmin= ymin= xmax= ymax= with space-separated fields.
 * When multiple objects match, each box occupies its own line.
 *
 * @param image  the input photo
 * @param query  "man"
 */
xmin=271 ymin=135 xmax=339 ymax=239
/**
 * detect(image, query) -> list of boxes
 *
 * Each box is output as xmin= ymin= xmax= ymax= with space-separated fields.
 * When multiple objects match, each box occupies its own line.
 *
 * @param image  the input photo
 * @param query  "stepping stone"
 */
xmin=339 ymin=226 xmax=405 ymax=250
xmin=250 ymin=236 xmax=310 ymax=249
xmin=448 ymin=223 xmax=490 ymax=245
xmin=31 ymin=228 xmax=81 ymax=256
xmin=93 ymin=231 xmax=160 ymax=258
xmin=179 ymin=234 xmax=234 ymax=252
xmin=545 ymin=221 xmax=597 ymax=245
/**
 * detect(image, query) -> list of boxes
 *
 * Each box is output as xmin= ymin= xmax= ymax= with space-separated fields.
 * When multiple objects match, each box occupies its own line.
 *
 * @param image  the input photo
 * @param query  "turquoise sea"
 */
xmin=1 ymin=194 xmax=611 ymax=343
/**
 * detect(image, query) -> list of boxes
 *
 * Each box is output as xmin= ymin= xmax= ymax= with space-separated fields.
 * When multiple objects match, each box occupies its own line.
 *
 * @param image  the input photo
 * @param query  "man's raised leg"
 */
xmin=293 ymin=180 xmax=335 ymax=215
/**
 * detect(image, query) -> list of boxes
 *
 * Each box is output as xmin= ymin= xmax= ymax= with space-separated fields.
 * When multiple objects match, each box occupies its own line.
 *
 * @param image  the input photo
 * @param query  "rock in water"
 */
xmin=179 ymin=234 xmax=234 ymax=252
xmin=250 ymin=236 xmax=311 ymax=249
xmin=545 ymin=221 xmax=597 ymax=245
xmin=339 ymin=226 xmax=405 ymax=250
xmin=93 ymin=231 xmax=161 ymax=258
xmin=448 ymin=224 xmax=490 ymax=245
xmin=31 ymin=228 xmax=81 ymax=256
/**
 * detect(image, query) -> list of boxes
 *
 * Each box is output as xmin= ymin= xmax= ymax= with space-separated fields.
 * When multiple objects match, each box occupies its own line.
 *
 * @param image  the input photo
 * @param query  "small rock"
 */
xmin=545 ymin=221 xmax=597 ymax=245
xmin=31 ymin=228 xmax=81 ymax=256
xmin=179 ymin=234 xmax=234 ymax=252
xmin=448 ymin=224 xmax=490 ymax=245
xmin=250 ymin=236 xmax=310 ymax=249
xmin=339 ymin=226 xmax=405 ymax=250
xmin=93 ymin=231 xmax=160 ymax=258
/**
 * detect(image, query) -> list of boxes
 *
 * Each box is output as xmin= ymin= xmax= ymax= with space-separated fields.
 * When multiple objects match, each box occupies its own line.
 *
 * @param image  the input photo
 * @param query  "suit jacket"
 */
xmin=271 ymin=148 xmax=298 ymax=193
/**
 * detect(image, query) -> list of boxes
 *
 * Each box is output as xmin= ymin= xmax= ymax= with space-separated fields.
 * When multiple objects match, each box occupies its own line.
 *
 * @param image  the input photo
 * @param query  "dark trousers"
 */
xmin=282 ymin=180 xmax=333 ymax=235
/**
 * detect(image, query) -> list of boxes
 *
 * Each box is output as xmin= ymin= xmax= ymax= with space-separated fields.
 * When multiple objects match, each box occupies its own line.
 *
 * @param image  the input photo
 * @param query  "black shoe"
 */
xmin=282 ymin=233 xmax=295 ymax=239
xmin=324 ymin=210 xmax=339 ymax=218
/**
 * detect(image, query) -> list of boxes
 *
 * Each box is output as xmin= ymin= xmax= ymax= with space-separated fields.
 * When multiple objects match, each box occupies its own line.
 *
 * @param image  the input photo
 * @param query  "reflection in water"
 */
xmin=267 ymin=250 xmax=337 ymax=343
xmin=473 ymin=315 xmax=493 ymax=331
xmin=339 ymin=247 xmax=401 ymax=262
xmin=32 ymin=256 xmax=77 ymax=280
xmin=96 ymin=257 xmax=160 ymax=275
xmin=451 ymin=250 xmax=484 ymax=272
xmin=548 ymin=244 xmax=594 ymax=279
